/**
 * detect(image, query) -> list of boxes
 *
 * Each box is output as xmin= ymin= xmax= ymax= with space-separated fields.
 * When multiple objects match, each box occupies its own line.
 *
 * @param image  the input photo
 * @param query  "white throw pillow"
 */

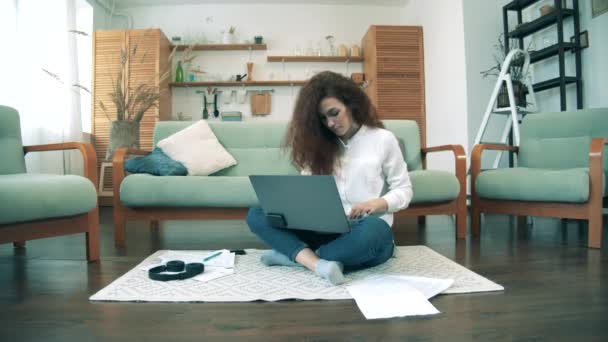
xmin=157 ymin=120 xmax=237 ymax=176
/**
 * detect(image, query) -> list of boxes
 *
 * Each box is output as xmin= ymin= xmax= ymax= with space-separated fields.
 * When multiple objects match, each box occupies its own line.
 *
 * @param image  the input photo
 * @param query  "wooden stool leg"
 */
xmin=588 ymin=212 xmax=602 ymax=249
xmin=417 ymin=216 xmax=426 ymax=226
xmin=517 ymin=216 xmax=527 ymax=228
xmin=456 ymin=210 xmax=467 ymax=240
xmin=86 ymin=208 xmax=100 ymax=262
xmin=150 ymin=220 xmax=159 ymax=231
xmin=13 ymin=241 xmax=25 ymax=248
xmin=114 ymin=208 xmax=126 ymax=248
xmin=471 ymin=206 xmax=481 ymax=238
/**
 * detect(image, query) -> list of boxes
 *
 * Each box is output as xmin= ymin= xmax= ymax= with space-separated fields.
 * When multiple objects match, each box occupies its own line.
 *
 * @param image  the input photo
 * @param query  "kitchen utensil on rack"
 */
xmin=213 ymin=94 xmax=219 ymax=117
xmin=223 ymin=91 xmax=232 ymax=104
xmin=236 ymin=89 xmax=247 ymax=103
xmin=203 ymin=94 xmax=209 ymax=119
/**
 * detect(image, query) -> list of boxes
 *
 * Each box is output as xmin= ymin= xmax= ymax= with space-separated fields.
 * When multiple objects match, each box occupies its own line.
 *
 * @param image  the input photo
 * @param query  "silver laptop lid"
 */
xmin=249 ymin=175 xmax=350 ymax=234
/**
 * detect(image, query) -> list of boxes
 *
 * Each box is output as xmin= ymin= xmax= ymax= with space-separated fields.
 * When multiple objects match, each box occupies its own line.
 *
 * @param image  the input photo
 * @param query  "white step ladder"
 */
xmin=473 ymin=49 xmax=537 ymax=169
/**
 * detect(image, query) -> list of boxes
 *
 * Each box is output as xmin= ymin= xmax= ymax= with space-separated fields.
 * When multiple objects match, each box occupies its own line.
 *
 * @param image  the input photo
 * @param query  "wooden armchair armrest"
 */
xmin=421 ymin=144 xmax=467 ymax=200
xmin=589 ymin=138 xmax=608 ymax=202
xmin=421 ymin=144 xmax=466 ymax=174
xmin=112 ymin=147 xmax=152 ymax=204
xmin=23 ymin=142 xmax=98 ymax=187
xmin=471 ymin=143 xmax=519 ymax=178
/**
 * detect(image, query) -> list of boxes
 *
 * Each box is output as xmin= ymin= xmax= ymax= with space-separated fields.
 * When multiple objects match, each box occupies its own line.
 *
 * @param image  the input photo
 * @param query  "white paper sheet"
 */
xmin=160 ymin=250 xmax=235 ymax=268
xmin=388 ymin=275 xmax=454 ymax=299
xmin=140 ymin=250 xmax=235 ymax=271
xmin=346 ymin=275 xmax=453 ymax=319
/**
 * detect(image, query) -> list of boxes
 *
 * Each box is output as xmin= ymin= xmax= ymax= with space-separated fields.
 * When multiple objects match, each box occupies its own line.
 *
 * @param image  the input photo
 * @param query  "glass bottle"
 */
xmin=175 ymin=61 xmax=184 ymax=82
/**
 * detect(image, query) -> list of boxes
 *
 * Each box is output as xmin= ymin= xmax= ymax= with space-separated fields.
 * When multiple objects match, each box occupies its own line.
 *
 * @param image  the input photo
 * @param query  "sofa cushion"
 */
xmin=120 ymin=175 xmax=259 ymax=207
xmin=409 ymin=170 xmax=460 ymax=204
xmin=0 ymin=174 xmax=97 ymax=224
xmin=124 ymin=147 xmax=187 ymax=176
xmin=214 ymin=148 xmax=298 ymax=176
xmin=519 ymin=135 xmax=592 ymax=169
xmin=157 ymin=120 xmax=237 ymax=176
xmin=475 ymin=167 xmax=601 ymax=203
xmin=519 ymin=108 xmax=608 ymax=172
xmin=0 ymin=105 xmax=27 ymax=175
xmin=153 ymin=120 xmax=424 ymax=174
xmin=383 ymin=120 xmax=423 ymax=172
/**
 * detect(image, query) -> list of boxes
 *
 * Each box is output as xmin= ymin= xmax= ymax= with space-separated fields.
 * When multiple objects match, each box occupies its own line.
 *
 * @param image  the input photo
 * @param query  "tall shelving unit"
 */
xmin=361 ymin=25 xmax=426 ymax=145
xmin=503 ymin=0 xmax=582 ymax=110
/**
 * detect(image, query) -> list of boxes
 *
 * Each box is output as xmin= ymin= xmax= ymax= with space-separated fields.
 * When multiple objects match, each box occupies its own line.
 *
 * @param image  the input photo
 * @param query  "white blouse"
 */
xmin=304 ymin=125 xmax=413 ymax=227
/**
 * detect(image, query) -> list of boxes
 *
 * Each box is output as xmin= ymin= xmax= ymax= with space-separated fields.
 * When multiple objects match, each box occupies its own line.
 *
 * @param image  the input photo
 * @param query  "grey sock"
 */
xmin=260 ymin=250 xmax=300 ymax=267
xmin=315 ymin=259 xmax=346 ymax=285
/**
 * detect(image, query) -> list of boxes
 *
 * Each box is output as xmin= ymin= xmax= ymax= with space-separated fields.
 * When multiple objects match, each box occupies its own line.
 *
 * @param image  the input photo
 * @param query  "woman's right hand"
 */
xmin=349 ymin=198 xmax=388 ymax=219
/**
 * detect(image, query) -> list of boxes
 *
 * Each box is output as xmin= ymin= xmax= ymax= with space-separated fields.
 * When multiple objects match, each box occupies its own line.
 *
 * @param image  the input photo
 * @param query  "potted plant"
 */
xmin=43 ymin=32 xmax=171 ymax=161
xmin=481 ymin=34 xmax=531 ymax=108
xmin=100 ymin=42 xmax=170 ymax=160
xmin=222 ymin=26 xmax=236 ymax=44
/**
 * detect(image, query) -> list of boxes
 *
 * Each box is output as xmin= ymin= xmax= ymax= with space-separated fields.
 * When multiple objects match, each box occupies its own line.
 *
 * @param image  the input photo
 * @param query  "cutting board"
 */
xmin=251 ymin=92 xmax=272 ymax=116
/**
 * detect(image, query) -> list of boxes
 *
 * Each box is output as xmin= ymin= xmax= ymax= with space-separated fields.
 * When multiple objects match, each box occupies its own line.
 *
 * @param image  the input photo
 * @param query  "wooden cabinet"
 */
xmin=362 ymin=25 xmax=426 ymax=145
xmin=92 ymin=29 xmax=172 ymax=199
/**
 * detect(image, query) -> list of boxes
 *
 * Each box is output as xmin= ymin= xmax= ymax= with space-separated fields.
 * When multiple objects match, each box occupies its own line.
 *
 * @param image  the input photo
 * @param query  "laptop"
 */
xmin=249 ymin=175 xmax=354 ymax=234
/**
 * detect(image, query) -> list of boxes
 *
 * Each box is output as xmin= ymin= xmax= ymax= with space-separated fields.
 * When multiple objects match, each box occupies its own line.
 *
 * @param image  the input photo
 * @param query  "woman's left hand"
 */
xmin=349 ymin=198 xmax=388 ymax=219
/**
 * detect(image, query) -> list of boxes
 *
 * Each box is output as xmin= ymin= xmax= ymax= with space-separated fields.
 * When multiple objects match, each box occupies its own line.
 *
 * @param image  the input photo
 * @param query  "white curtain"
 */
xmin=0 ymin=0 xmax=92 ymax=175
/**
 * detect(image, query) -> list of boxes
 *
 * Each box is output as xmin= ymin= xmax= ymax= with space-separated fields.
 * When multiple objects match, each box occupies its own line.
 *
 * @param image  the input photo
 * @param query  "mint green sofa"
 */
xmin=112 ymin=120 xmax=466 ymax=247
xmin=471 ymin=108 xmax=608 ymax=248
xmin=0 ymin=105 xmax=100 ymax=261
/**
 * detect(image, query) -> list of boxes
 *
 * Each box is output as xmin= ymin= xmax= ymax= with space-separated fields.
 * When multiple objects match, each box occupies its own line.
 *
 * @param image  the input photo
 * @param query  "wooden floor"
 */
xmin=0 ymin=208 xmax=607 ymax=341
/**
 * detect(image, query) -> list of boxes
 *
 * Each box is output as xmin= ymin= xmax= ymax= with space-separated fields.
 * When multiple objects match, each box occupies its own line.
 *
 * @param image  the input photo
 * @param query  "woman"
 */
xmin=247 ymin=71 xmax=413 ymax=285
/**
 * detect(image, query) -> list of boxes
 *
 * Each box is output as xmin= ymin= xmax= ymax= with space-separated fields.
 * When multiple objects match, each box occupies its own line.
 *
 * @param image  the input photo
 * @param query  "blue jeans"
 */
xmin=246 ymin=206 xmax=394 ymax=271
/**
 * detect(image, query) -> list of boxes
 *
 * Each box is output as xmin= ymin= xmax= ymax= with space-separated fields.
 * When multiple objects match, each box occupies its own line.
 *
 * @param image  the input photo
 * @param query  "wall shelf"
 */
xmin=267 ymin=56 xmax=363 ymax=62
xmin=505 ymin=0 xmax=540 ymax=11
xmin=170 ymin=44 xmax=267 ymax=51
xmin=170 ymin=79 xmax=364 ymax=88
xmin=529 ymin=42 xmax=576 ymax=63
xmin=527 ymin=76 xmax=578 ymax=93
xmin=170 ymin=80 xmax=308 ymax=87
xmin=508 ymin=9 xmax=574 ymax=39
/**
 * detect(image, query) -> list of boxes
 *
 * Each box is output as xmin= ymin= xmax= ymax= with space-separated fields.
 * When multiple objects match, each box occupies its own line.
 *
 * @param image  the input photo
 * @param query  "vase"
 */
xmin=175 ymin=61 xmax=184 ymax=82
xmin=105 ymin=120 xmax=140 ymax=161
xmin=222 ymin=32 xmax=235 ymax=44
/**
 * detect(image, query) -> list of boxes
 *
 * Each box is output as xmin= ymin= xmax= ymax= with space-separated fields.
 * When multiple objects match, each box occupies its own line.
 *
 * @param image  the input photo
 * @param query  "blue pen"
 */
xmin=203 ymin=251 xmax=223 ymax=262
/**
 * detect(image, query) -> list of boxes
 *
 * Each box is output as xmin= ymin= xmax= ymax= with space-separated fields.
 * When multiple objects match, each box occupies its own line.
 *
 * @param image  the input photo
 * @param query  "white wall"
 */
xmin=400 ymin=0 xmax=469 ymax=172
xmin=581 ymin=2 xmax=608 ymax=109
xmin=462 ymin=0 xmax=511 ymax=169
xmin=114 ymin=3 xmax=402 ymax=122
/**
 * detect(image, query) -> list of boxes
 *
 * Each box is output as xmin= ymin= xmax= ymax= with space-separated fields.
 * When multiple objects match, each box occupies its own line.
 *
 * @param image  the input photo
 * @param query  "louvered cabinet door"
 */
xmin=92 ymin=30 xmax=126 ymax=195
xmin=362 ymin=26 xmax=426 ymax=145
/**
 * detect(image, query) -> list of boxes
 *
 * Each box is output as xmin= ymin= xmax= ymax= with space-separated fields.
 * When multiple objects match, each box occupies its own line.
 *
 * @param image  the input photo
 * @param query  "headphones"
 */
xmin=148 ymin=260 xmax=205 ymax=281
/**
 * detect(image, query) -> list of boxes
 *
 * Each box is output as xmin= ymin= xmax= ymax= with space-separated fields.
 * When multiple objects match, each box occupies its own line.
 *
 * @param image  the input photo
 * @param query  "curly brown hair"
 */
xmin=283 ymin=71 xmax=383 ymax=175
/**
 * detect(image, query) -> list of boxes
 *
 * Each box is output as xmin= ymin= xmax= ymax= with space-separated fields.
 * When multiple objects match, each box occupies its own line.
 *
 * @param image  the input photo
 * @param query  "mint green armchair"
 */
xmin=471 ymin=108 xmax=608 ymax=248
xmin=0 ymin=105 xmax=100 ymax=261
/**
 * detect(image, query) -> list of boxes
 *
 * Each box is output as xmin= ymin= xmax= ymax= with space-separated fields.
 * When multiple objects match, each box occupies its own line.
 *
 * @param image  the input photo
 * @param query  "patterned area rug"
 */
xmin=90 ymin=246 xmax=503 ymax=302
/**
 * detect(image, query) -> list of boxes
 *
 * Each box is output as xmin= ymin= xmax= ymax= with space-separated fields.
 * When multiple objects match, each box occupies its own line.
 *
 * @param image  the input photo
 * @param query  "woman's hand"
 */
xmin=349 ymin=198 xmax=388 ymax=219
